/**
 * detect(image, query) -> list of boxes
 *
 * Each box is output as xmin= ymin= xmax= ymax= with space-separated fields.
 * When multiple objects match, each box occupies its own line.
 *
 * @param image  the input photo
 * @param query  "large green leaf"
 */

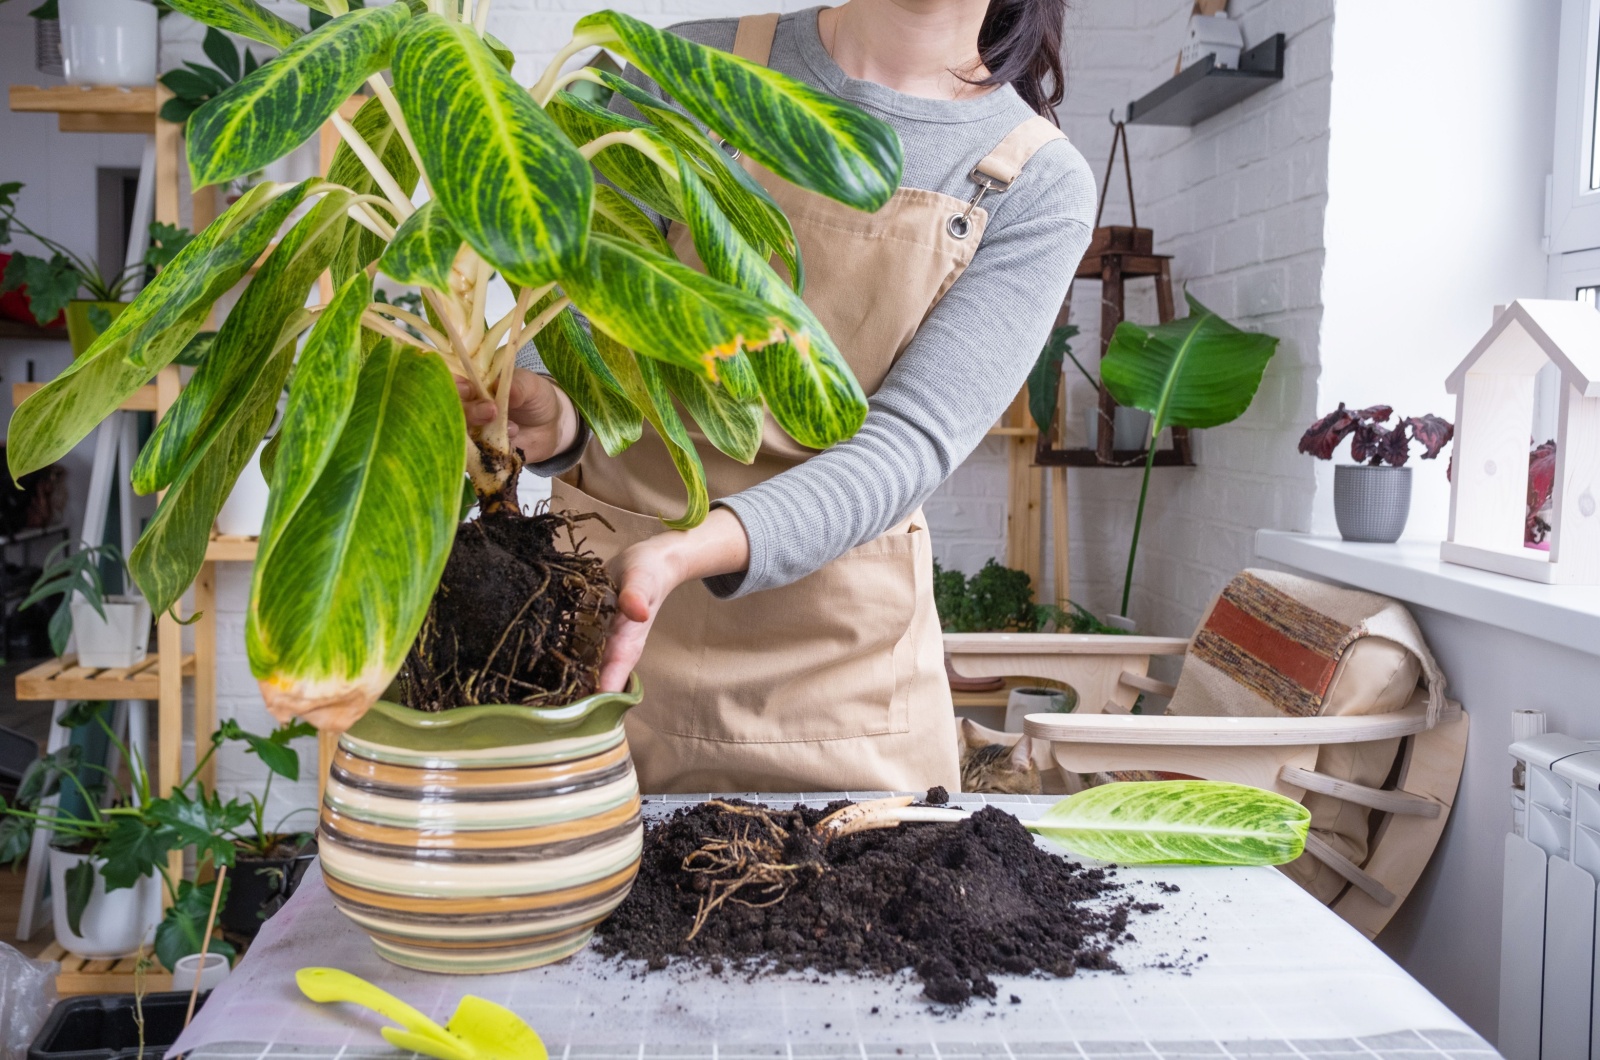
xmin=592 ymin=331 xmax=706 ymax=528
xmin=377 ymin=199 xmax=460 ymax=293
xmin=1101 ymin=293 xmax=1279 ymax=437
xmin=133 ymin=191 xmax=350 ymax=495
xmin=591 ymin=185 xmax=671 ymax=257
xmin=559 ymin=232 xmax=786 ymax=382
xmin=526 ymin=293 xmax=642 ymax=458
xmin=574 ymin=10 xmax=901 ymax=211
xmin=129 ymin=312 xmax=304 ymax=615
xmin=674 ymin=160 xmax=865 ymax=448
xmin=161 ymin=0 xmax=300 ymax=50
xmin=155 ymin=877 xmax=238 ymax=973
xmin=598 ymin=70 xmax=802 ymax=289
xmin=255 ymin=273 xmax=370 ymax=585
xmin=248 ymin=340 xmax=464 ymax=727
xmin=392 ymin=15 xmax=591 ymax=287
xmin=659 ymin=361 xmax=761 ymax=464
xmin=327 ymin=95 xmax=420 ymax=284
xmin=546 ymin=92 xmax=683 ymax=224
xmin=7 ymin=181 xmax=311 ymax=480
xmin=187 ymin=4 xmax=410 ymax=188
xmin=1027 ymin=323 xmax=1078 ymax=434
xmin=1029 ymin=781 xmax=1310 ymax=866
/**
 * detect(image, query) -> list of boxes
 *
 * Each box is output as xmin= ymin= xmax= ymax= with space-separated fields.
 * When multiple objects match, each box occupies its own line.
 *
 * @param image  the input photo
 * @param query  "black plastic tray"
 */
xmin=28 ymin=991 xmax=208 ymax=1060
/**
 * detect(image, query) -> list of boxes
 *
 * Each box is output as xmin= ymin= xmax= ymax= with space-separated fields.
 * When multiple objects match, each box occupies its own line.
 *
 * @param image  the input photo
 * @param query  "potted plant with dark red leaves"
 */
xmin=1299 ymin=404 xmax=1455 ymax=543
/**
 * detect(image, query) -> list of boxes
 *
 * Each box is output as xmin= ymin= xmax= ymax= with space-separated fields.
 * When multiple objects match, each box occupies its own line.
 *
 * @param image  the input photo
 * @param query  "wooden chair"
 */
xmin=944 ymin=631 xmax=1469 ymax=939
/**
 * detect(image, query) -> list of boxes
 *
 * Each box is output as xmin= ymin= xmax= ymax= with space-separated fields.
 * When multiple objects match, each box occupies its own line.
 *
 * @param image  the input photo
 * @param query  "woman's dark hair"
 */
xmin=971 ymin=0 xmax=1067 ymax=122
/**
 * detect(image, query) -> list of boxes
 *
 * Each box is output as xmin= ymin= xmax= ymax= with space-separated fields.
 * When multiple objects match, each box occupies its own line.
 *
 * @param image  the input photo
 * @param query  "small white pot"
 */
xmin=59 ymin=0 xmax=157 ymax=86
xmin=173 ymin=951 xmax=231 ymax=992
xmin=48 ymin=848 xmax=160 ymax=959
xmin=215 ymin=443 xmax=270 ymax=537
xmin=70 ymin=594 xmax=151 ymax=668
xmin=1084 ymin=406 xmax=1154 ymax=451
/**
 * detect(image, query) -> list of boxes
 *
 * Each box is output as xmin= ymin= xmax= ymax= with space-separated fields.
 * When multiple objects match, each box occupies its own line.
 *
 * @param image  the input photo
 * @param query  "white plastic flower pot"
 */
xmin=1084 ymin=406 xmax=1153 ymax=451
xmin=215 ymin=442 xmax=270 ymax=537
xmin=59 ymin=0 xmax=157 ymax=86
xmin=173 ymin=951 xmax=231 ymax=992
xmin=48 ymin=848 xmax=160 ymax=959
xmin=70 ymin=594 xmax=151 ymax=668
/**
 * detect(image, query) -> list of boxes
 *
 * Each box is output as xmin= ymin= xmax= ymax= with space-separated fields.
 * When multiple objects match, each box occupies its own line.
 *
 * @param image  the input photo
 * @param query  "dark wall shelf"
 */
xmin=1126 ymin=34 xmax=1285 ymax=127
xmin=0 ymin=319 xmax=67 ymax=342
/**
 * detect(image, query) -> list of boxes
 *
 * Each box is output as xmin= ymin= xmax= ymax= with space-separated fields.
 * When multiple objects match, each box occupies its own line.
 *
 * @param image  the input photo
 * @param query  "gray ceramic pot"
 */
xmin=1334 ymin=464 xmax=1411 ymax=543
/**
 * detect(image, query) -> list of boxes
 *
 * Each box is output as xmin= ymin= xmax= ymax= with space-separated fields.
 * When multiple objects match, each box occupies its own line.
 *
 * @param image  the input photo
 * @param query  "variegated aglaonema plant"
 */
xmin=6 ymin=0 xmax=901 ymax=725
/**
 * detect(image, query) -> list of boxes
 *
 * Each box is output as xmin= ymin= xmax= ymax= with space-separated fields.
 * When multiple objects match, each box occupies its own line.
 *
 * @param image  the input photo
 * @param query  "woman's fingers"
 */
xmin=454 ymin=377 xmax=497 ymax=426
xmin=597 ymin=542 xmax=683 ymax=693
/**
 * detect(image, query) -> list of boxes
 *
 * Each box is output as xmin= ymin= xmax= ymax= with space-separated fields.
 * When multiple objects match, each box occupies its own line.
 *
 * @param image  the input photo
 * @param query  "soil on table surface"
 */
xmin=596 ymin=799 xmax=1155 ymax=1005
xmin=400 ymin=509 xmax=614 ymax=711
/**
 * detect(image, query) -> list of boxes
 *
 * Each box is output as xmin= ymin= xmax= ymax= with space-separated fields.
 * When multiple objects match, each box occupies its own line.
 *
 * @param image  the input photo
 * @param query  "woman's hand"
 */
xmin=457 ymin=367 xmax=580 ymax=464
xmin=598 ymin=508 xmax=751 ymax=692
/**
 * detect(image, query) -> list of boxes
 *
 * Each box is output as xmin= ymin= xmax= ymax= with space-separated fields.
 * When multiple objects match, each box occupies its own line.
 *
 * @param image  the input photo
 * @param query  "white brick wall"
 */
xmin=929 ymin=0 xmax=1332 ymax=641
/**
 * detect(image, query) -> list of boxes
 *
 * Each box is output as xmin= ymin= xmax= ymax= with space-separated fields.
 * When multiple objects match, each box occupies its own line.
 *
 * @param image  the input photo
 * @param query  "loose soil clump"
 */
xmin=596 ymin=800 xmax=1148 ymax=1005
xmin=400 ymin=509 xmax=614 ymax=710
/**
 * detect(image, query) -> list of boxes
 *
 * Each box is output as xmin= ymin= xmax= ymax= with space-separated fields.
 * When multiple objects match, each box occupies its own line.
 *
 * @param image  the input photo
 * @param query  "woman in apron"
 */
xmin=472 ymin=0 xmax=1096 ymax=794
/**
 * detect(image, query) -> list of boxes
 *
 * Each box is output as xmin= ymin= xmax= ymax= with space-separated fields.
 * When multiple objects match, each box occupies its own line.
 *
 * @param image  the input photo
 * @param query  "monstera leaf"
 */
xmin=1029 ymin=781 xmax=1310 ymax=866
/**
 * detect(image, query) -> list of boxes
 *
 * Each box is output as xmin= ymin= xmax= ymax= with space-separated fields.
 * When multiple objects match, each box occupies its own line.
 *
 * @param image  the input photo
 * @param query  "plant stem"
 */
xmin=361 ymin=311 xmax=434 ymax=351
xmin=530 ymin=30 xmax=613 ymax=106
xmin=328 ymin=113 xmax=413 ymax=218
xmin=363 ymin=75 xmax=428 ymax=193
xmin=345 ymin=203 xmax=394 ymax=241
xmin=1119 ymin=434 xmax=1159 ymax=617
xmin=367 ymin=302 xmax=449 ymax=351
xmin=472 ymin=0 xmax=492 ymax=34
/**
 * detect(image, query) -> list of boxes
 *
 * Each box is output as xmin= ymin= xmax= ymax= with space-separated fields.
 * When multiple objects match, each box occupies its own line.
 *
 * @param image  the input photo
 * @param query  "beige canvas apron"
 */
xmin=553 ymin=12 xmax=1066 ymax=793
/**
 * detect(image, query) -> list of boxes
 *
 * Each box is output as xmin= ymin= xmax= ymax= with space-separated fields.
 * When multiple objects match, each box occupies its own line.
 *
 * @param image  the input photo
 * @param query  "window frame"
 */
xmin=1549 ymin=0 xmax=1600 ymax=253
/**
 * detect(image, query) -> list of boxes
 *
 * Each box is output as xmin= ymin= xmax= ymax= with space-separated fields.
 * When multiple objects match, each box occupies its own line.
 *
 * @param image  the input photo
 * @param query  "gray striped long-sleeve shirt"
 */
xmin=520 ymin=6 xmax=1096 ymax=598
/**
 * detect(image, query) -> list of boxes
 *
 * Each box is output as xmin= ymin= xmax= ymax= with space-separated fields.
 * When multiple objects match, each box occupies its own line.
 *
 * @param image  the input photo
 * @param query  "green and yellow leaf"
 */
xmin=7 ymin=180 xmax=312 ymax=480
xmin=526 ymin=292 xmax=642 ymax=458
xmin=592 ymin=331 xmax=706 ymax=528
xmin=546 ymin=91 xmax=682 ymax=224
xmin=161 ymin=0 xmax=300 ymax=50
xmin=592 ymin=185 xmax=672 ymax=257
xmin=377 ymin=200 xmax=461 ymax=293
xmin=658 ymin=361 xmax=761 ymax=464
xmin=249 ymin=340 xmax=464 ymax=730
xmin=574 ymin=9 xmax=901 ymax=211
xmin=187 ymin=3 xmax=411 ymax=188
xmin=1029 ymin=781 xmax=1311 ymax=866
xmin=392 ymin=15 xmax=591 ymax=286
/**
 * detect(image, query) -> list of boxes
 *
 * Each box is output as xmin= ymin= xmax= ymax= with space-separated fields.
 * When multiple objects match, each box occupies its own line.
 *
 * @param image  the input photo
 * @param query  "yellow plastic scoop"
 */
xmin=296 ymin=967 xmax=547 ymax=1060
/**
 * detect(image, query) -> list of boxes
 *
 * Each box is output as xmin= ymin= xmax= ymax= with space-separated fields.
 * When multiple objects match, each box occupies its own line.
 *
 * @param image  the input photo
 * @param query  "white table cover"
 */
xmin=171 ymin=794 xmax=1496 ymax=1059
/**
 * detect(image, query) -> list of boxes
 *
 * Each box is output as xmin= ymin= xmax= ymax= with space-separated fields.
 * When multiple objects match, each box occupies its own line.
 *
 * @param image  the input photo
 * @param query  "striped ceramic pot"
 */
xmin=318 ymin=678 xmax=644 ymax=974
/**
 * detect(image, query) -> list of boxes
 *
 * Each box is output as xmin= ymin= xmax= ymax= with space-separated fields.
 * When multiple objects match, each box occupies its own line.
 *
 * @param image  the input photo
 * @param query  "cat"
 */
xmin=958 ymin=718 xmax=1042 ymax=795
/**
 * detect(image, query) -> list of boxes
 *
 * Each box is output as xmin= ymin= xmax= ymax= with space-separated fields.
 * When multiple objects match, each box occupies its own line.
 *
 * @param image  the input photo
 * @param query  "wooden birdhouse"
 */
xmin=1442 ymin=299 xmax=1600 ymax=584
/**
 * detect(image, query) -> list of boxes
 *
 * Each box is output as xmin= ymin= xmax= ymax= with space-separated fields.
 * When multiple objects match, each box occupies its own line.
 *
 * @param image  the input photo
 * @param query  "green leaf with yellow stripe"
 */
xmin=593 ymin=330 xmax=707 ymax=529
xmin=160 ymin=0 xmax=300 ymax=50
xmin=133 ymin=190 xmax=351 ymax=495
xmin=659 ymin=360 xmax=761 ymax=464
xmin=558 ymin=232 xmax=788 ymax=382
xmin=528 ymin=292 xmax=642 ymax=458
xmin=574 ymin=9 xmax=901 ymax=211
xmin=378 ymin=200 xmax=461 ymax=293
xmin=249 ymin=340 xmax=465 ymax=729
xmin=6 ymin=181 xmax=312 ymax=480
xmin=675 ymin=159 xmax=865 ymax=448
xmin=187 ymin=4 xmax=411 ymax=188
xmin=592 ymin=185 xmax=672 ymax=257
xmin=546 ymin=91 xmax=683 ymax=225
xmin=393 ymin=15 xmax=591 ymax=287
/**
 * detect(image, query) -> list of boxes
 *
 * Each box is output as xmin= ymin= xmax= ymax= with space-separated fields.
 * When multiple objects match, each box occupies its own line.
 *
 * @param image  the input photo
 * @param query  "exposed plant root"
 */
xmin=400 ymin=508 xmax=616 ymax=711
xmin=681 ymin=801 xmax=819 ymax=941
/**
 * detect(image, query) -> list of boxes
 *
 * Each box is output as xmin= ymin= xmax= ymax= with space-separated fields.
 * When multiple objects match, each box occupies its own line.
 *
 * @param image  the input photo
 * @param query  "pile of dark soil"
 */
xmin=400 ymin=510 xmax=614 ymax=710
xmin=596 ymin=800 xmax=1153 ymax=1005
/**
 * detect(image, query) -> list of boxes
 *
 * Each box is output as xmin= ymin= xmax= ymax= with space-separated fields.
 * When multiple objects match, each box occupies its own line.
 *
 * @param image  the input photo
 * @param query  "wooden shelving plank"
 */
xmin=12 ymin=382 xmax=158 ymax=411
xmin=206 ymin=534 xmax=260 ymax=561
xmin=9 ymin=84 xmax=158 ymax=134
xmin=17 ymin=652 xmax=196 ymax=701
xmin=40 ymin=942 xmax=174 ymax=996
xmin=0 ymin=319 xmax=68 ymax=342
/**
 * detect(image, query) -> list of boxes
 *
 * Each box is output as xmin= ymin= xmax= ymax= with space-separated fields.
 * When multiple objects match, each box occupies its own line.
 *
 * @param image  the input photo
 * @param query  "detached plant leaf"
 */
xmin=1030 ymin=781 xmax=1310 ymax=866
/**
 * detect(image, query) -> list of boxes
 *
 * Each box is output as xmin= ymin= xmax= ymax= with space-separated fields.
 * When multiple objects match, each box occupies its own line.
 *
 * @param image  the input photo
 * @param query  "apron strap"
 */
xmin=972 ymin=114 xmax=1068 ymax=188
xmin=732 ymin=13 xmax=780 ymax=66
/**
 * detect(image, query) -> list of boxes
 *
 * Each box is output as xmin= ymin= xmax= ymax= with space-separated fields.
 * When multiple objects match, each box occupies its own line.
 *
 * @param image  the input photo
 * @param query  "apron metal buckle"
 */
xmin=947 ymin=168 xmax=1012 ymax=240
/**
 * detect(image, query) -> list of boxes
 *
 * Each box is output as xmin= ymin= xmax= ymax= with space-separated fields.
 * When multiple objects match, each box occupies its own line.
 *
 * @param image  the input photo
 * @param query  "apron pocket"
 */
xmin=665 ymin=525 xmax=924 ymax=744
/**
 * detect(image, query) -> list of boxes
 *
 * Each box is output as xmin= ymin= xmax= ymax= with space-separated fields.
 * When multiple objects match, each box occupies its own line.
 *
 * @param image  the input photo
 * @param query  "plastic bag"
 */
xmin=0 ymin=941 xmax=56 ymax=1060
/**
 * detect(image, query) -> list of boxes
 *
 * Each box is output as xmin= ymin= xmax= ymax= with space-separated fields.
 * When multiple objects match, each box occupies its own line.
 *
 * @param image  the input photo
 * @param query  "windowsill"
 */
xmin=1254 ymin=530 xmax=1600 ymax=659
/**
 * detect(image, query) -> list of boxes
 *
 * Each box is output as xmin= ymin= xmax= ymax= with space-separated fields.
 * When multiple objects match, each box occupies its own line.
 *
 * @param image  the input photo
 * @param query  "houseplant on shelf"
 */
xmin=1026 ymin=322 xmax=1150 ymax=452
xmin=21 ymin=542 xmax=151 ymax=668
xmin=1101 ymin=293 xmax=1280 ymax=623
xmin=6 ymin=0 xmax=897 ymax=972
xmin=1298 ymin=403 xmax=1454 ymax=543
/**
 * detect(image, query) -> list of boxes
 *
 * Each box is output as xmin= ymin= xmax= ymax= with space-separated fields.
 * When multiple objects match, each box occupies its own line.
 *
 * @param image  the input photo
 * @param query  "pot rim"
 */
xmin=1335 ymin=462 xmax=1413 ymax=472
xmin=347 ymin=673 xmax=643 ymax=750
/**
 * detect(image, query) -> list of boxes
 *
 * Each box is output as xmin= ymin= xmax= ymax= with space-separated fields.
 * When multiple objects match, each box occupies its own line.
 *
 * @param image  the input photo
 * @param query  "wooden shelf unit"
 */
xmin=8 ymin=84 xmax=158 ymax=134
xmin=15 ymin=654 xmax=196 ymax=702
xmin=0 ymin=319 xmax=69 ymax=342
xmin=38 ymin=941 xmax=173 ymax=996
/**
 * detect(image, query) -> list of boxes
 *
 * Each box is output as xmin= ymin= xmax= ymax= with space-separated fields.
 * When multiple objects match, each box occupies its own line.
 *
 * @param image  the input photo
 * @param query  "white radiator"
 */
xmin=1502 ymin=716 xmax=1600 ymax=1060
